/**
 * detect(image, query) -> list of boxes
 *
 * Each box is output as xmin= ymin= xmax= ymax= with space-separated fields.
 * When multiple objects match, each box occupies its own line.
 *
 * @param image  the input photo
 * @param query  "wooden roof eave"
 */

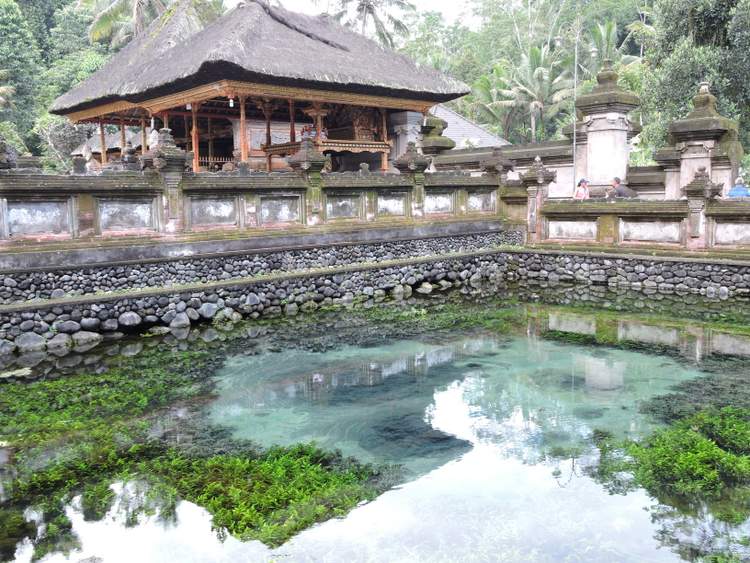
xmin=61 ymin=79 xmax=440 ymax=123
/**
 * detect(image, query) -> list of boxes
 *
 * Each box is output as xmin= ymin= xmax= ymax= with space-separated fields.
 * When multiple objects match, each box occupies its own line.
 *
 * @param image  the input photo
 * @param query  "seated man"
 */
xmin=727 ymin=177 xmax=750 ymax=197
xmin=607 ymin=177 xmax=637 ymax=199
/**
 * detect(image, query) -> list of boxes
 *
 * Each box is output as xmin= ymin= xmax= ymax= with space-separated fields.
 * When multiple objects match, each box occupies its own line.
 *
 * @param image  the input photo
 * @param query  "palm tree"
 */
xmin=80 ymin=0 xmax=224 ymax=48
xmin=331 ymin=0 xmax=415 ymax=48
xmin=586 ymin=20 xmax=641 ymax=77
xmin=508 ymin=45 xmax=574 ymax=143
xmin=472 ymin=64 xmax=523 ymax=142
xmin=0 ymin=70 xmax=14 ymax=108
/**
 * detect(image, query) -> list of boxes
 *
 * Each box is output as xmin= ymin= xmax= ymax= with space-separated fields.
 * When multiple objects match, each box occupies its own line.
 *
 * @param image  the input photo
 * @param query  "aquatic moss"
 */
xmin=0 ymin=346 xmax=390 ymax=558
xmin=591 ymin=409 xmax=750 ymax=518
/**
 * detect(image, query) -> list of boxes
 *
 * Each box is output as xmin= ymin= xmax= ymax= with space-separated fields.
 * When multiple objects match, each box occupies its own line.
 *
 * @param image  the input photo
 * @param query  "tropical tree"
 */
xmin=586 ymin=20 xmax=641 ymax=76
xmin=331 ymin=0 xmax=415 ymax=48
xmin=0 ymin=0 xmax=41 ymax=143
xmin=472 ymin=64 xmax=524 ymax=142
xmin=80 ymin=0 xmax=224 ymax=48
xmin=507 ymin=45 xmax=574 ymax=142
xmin=0 ymin=70 xmax=13 ymax=108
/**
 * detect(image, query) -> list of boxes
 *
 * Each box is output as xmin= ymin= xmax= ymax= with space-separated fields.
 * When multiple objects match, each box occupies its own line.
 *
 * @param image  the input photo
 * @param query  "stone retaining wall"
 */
xmin=1 ymin=245 xmax=749 ymax=358
xmin=0 ymin=231 xmax=521 ymax=304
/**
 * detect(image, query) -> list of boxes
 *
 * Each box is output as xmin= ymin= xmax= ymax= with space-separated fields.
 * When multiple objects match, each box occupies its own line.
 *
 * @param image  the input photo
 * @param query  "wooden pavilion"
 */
xmin=51 ymin=0 xmax=468 ymax=172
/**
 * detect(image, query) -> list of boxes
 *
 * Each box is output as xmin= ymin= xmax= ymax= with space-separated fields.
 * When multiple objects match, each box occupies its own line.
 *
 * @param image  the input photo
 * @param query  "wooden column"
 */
xmin=119 ymin=118 xmax=126 ymax=157
xmin=288 ymin=99 xmax=296 ymax=143
xmin=141 ymin=118 xmax=148 ymax=154
xmin=239 ymin=96 xmax=248 ymax=162
xmin=191 ymin=105 xmax=200 ymax=172
xmin=380 ymin=109 xmax=389 ymax=171
xmin=163 ymin=112 xmax=170 ymax=130
xmin=99 ymin=119 xmax=108 ymax=164
xmin=184 ymin=115 xmax=191 ymax=151
xmin=208 ymin=117 xmax=214 ymax=169
xmin=261 ymin=99 xmax=273 ymax=172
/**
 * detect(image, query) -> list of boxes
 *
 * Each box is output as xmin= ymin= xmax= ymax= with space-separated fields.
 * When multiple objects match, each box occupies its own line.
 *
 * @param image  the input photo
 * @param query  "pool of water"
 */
xmin=7 ymin=288 xmax=750 ymax=562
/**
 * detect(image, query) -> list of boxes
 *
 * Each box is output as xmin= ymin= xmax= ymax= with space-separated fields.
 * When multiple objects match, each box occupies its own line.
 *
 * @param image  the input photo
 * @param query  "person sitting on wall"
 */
xmin=606 ymin=177 xmax=637 ymax=199
xmin=727 ymin=177 xmax=750 ymax=197
xmin=573 ymin=178 xmax=590 ymax=200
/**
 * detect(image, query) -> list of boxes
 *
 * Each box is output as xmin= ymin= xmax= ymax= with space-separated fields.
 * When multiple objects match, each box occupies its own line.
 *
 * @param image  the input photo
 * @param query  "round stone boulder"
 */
xmin=118 ymin=312 xmax=142 ymax=327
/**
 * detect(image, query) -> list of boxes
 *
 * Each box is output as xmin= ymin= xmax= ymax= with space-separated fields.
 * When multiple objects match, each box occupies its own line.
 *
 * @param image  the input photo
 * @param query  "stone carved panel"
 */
xmin=99 ymin=199 xmax=154 ymax=232
xmin=714 ymin=222 xmax=750 ymax=246
xmin=377 ymin=194 xmax=407 ymax=217
xmin=618 ymin=321 xmax=679 ymax=347
xmin=424 ymin=193 xmax=454 ymax=215
xmin=467 ymin=191 xmax=496 ymax=213
xmin=547 ymin=220 xmax=597 ymax=240
xmin=190 ymin=198 xmax=237 ymax=226
xmin=260 ymin=196 xmax=300 ymax=225
xmin=326 ymin=194 xmax=361 ymax=220
xmin=548 ymin=312 xmax=596 ymax=335
xmin=8 ymin=200 xmax=70 ymax=237
xmin=620 ymin=220 xmax=681 ymax=243
xmin=711 ymin=332 xmax=750 ymax=357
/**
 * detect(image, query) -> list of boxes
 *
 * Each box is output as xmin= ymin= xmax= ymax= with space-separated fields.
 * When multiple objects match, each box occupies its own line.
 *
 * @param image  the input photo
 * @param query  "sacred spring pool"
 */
xmin=3 ymin=285 xmax=750 ymax=562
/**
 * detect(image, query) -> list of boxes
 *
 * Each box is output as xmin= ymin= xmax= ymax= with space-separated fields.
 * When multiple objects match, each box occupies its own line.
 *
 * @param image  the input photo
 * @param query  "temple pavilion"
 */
xmin=51 ymin=0 xmax=468 ymax=172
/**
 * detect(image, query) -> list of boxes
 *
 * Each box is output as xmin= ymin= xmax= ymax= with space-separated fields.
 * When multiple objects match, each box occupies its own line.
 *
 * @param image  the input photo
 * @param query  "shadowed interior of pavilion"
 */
xmin=50 ymin=0 xmax=468 ymax=173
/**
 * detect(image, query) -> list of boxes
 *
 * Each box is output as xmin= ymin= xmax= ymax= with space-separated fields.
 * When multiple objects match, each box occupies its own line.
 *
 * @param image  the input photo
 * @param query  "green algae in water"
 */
xmin=4 ymin=293 xmax=750 ymax=561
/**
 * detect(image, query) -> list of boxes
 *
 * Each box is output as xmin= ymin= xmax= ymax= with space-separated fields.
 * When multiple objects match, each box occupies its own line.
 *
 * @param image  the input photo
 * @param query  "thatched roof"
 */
xmin=52 ymin=0 xmax=468 ymax=116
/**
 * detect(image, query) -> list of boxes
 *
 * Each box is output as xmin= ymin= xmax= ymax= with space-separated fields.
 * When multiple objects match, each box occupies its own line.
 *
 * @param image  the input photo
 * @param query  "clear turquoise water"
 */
xmin=14 ymin=303 xmax=750 ymax=563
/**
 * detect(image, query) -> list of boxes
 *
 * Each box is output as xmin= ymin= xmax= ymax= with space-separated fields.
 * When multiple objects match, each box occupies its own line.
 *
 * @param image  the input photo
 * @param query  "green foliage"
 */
xmin=0 ymin=346 xmax=386 ymax=557
xmin=148 ymin=444 xmax=379 ymax=546
xmin=0 ymin=120 xmax=28 ymax=153
xmin=0 ymin=0 xmax=41 ymax=145
xmin=331 ymin=0 xmax=415 ymax=49
xmin=628 ymin=422 xmax=750 ymax=497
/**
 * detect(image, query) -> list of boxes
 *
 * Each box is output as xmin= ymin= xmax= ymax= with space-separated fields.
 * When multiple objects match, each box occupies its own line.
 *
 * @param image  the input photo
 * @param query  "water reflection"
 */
xmin=8 ymin=289 xmax=750 ymax=562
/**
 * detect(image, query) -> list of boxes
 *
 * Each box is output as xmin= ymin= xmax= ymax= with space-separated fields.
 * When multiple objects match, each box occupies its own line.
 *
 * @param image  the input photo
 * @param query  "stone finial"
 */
xmin=288 ymin=138 xmax=327 ymax=173
xmin=71 ymin=156 xmax=87 ymax=175
xmin=575 ymin=60 xmax=640 ymax=115
xmin=521 ymin=156 xmax=557 ymax=187
xmin=420 ymin=114 xmax=456 ymax=155
xmin=668 ymin=82 xmax=738 ymax=142
xmin=480 ymin=149 xmax=515 ymax=178
xmin=238 ymin=161 xmax=250 ymax=176
xmin=394 ymin=141 xmax=429 ymax=173
xmin=686 ymin=82 xmax=719 ymax=120
xmin=0 ymin=134 xmax=18 ymax=170
xmin=143 ymin=128 xmax=187 ymax=173
xmin=156 ymin=128 xmax=177 ymax=148
xmin=121 ymin=141 xmax=138 ymax=169
xmin=682 ymin=166 xmax=722 ymax=200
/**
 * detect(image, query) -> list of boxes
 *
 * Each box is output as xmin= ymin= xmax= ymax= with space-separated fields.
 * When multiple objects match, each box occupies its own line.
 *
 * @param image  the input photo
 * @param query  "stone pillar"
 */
xmin=419 ymin=114 xmax=456 ymax=156
xmin=667 ymin=83 xmax=743 ymax=198
xmin=288 ymin=138 xmax=327 ymax=226
xmin=682 ymin=166 xmax=722 ymax=250
xmin=521 ymin=156 xmax=556 ymax=243
xmin=574 ymin=61 xmax=640 ymax=196
xmin=394 ymin=142 xmax=429 ymax=219
xmin=150 ymin=128 xmax=188 ymax=234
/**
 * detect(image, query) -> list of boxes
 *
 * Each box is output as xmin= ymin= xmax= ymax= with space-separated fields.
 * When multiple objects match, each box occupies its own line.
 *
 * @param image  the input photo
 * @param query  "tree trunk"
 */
xmin=530 ymin=111 xmax=537 ymax=144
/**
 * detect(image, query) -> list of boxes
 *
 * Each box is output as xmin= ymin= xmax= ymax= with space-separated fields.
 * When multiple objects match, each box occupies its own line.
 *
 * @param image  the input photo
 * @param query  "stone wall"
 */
xmin=1 ymin=245 xmax=749 ymax=358
xmin=0 ymin=231 xmax=521 ymax=304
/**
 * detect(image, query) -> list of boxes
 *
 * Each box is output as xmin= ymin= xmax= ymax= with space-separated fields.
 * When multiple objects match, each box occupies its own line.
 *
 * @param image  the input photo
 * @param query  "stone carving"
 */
xmin=521 ymin=157 xmax=556 ymax=236
xmin=71 ymin=156 xmax=87 ymax=175
xmin=420 ymin=114 xmax=456 ymax=155
xmin=0 ymin=134 xmax=18 ymax=170
xmin=683 ymin=166 xmax=723 ymax=239
xmin=394 ymin=142 xmax=429 ymax=173
xmin=288 ymin=138 xmax=327 ymax=172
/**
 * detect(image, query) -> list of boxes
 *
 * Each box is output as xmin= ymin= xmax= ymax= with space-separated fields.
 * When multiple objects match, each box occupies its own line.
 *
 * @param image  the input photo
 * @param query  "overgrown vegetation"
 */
xmin=0 ymin=347 xmax=388 ymax=560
